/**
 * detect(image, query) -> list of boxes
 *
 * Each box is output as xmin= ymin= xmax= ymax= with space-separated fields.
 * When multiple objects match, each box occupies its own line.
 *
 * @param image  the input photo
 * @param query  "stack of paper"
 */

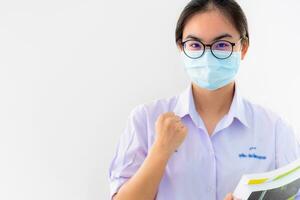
xmin=233 ymin=158 xmax=300 ymax=200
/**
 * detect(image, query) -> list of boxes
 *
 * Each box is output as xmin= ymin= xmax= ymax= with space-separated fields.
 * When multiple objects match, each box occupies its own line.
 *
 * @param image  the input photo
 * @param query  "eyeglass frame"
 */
xmin=180 ymin=36 xmax=245 ymax=60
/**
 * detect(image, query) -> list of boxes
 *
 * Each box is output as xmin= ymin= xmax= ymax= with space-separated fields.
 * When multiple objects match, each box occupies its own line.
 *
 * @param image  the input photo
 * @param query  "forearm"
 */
xmin=114 ymin=144 xmax=171 ymax=200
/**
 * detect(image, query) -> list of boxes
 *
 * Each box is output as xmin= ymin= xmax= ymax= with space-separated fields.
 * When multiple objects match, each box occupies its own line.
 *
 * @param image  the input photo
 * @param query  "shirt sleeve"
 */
xmin=275 ymin=117 xmax=300 ymax=199
xmin=108 ymin=104 xmax=148 ymax=199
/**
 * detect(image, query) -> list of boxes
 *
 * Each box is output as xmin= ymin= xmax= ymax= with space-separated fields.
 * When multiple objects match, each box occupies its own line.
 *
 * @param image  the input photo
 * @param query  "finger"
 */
xmin=163 ymin=112 xmax=175 ymax=117
xmin=173 ymin=115 xmax=181 ymax=120
xmin=174 ymin=124 xmax=186 ymax=132
xmin=172 ymin=117 xmax=182 ymax=123
xmin=177 ymin=123 xmax=185 ymax=129
xmin=170 ymin=115 xmax=182 ymax=121
xmin=159 ymin=112 xmax=175 ymax=122
xmin=224 ymin=193 xmax=233 ymax=200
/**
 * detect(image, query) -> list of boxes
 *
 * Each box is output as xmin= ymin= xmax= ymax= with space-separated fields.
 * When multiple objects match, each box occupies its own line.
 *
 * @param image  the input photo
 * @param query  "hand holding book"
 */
xmin=224 ymin=192 xmax=241 ymax=200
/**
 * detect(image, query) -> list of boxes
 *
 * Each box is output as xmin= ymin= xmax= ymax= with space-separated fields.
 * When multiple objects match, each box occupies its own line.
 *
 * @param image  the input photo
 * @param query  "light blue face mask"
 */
xmin=181 ymin=49 xmax=241 ymax=90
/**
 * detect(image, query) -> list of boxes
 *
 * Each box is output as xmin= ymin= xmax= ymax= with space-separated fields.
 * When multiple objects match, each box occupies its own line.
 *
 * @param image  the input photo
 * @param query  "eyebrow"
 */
xmin=183 ymin=33 xmax=233 ymax=42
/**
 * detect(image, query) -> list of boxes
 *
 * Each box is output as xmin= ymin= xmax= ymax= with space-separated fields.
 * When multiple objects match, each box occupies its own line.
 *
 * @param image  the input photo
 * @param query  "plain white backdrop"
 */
xmin=0 ymin=0 xmax=300 ymax=199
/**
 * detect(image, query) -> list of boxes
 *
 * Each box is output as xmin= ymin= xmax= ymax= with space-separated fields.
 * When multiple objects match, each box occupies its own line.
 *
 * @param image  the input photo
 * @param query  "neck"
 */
xmin=192 ymin=82 xmax=235 ymax=116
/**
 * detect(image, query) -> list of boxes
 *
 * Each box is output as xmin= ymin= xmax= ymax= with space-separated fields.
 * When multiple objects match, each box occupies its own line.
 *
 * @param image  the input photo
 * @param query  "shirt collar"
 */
xmin=227 ymin=82 xmax=250 ymax=128
xmin=173 ymin=82 xmax=249 ymax=129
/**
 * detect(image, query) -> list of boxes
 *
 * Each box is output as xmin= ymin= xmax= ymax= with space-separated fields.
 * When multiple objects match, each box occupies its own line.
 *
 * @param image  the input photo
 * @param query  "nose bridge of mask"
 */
xmin=202 ymin=49 xmax=220 ymax=69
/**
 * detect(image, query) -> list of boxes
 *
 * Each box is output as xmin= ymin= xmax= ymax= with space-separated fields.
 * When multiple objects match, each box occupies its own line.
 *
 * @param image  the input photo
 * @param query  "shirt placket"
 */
xmin=202 ymin=130 xmax=217 ymax=200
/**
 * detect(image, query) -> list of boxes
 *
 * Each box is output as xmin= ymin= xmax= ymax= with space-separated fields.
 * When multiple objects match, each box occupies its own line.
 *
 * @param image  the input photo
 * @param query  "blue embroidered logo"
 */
xmin=249 ymin=146 xmax=256 ymax=151
xmin=238 ymin=146 xmax=267 ymax=160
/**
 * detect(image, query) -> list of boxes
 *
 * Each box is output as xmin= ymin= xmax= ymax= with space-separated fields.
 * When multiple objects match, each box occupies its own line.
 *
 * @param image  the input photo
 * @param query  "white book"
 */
xmin=233 ymin=158 xmax=300 ymax=200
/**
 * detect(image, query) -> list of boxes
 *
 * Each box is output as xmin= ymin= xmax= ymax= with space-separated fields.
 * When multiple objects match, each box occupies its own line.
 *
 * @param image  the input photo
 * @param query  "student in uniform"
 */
xmin=108 ymin=0 xmax=300 ymax=199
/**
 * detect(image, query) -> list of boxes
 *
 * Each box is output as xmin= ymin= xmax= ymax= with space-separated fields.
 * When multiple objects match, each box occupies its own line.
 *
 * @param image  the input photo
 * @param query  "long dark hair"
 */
xmin=175 ymin=0 xmax=249 ymax=47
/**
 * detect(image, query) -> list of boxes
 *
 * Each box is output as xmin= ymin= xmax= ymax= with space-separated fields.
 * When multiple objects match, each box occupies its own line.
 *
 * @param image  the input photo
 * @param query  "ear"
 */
xmin=241 ymin=39 xmax=249 ymax=60
xmin=176 ymin=41 xmax=183 ymax=52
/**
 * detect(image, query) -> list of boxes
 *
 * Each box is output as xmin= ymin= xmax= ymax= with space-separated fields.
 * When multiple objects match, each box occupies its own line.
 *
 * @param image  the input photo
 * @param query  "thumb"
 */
xmin=224 ymin=193 xmax=233 ymax=200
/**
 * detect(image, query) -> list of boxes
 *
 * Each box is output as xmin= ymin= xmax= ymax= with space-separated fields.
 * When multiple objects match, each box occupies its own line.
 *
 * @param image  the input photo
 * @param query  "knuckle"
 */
xmin=184 ymin=126 xmax=188 ymax=132
xmin=157 ymin=115 xmax=163 ymax=122
xmin=175 ymin=116 xmax=181 ymax=120
xmin=165 ymin=117 xmax=172 ymax=125
xmin=165 ymin=112 xmax=175 ymax=116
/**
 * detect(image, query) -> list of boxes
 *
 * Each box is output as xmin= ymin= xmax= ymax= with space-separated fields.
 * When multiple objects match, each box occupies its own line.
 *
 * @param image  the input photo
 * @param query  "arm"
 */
xmin=112 ymin=112 xmax=188 ymax=200
xmin=113 ymin=143 xmax=171 ymax=200
xmin=275 ymin=117 xmax=300 ymax=199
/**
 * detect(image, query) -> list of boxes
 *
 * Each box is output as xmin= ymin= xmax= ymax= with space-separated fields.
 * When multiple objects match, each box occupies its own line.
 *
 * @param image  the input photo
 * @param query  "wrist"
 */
xmin=151 ymin=142 xmax=173 ymax=161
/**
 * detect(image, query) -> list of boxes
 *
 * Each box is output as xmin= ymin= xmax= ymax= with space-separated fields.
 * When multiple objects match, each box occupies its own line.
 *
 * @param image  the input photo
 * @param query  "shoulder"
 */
xmin=243 ymin=96 xmax=299 ymax=141
xmin=242 ymin=97 xmax=284 ymax=128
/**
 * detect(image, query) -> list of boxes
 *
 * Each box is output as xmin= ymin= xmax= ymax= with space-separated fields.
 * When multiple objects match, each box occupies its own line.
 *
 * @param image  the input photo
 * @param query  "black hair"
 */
xmin=175 ymin=0 xmax=249 ymax=47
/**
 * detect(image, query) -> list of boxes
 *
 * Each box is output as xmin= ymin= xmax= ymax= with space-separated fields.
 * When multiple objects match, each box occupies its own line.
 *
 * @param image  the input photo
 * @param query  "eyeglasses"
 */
xmin=181 ymin=37 xmax=243 ymax=60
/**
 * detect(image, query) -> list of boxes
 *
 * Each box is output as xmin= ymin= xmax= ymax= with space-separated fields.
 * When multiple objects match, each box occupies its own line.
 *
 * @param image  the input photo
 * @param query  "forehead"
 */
xmin=182 ymin=9 xmax=240 ymax=42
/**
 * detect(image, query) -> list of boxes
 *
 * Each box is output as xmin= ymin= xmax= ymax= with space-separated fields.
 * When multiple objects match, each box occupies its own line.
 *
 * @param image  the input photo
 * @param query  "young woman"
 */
xmin=108 ymin=0 xmax=300 ymax=199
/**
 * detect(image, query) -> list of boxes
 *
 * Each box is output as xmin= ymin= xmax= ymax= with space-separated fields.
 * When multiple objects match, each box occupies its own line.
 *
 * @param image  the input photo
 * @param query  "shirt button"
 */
xmin=207 ymin=186 xmax=212 ymax=192
xmin=207 ymin=186 xmax=215 ymax=193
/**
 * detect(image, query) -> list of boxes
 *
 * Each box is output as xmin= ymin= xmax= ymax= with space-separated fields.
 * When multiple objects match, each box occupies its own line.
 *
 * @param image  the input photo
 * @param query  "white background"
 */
xmin=1 ymin=0 xmax=300 ymax=199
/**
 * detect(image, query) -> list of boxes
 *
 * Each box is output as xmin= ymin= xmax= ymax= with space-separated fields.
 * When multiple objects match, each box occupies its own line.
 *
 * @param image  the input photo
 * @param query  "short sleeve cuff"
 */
xmin=109 ymin=177 xmax=129 ymax=200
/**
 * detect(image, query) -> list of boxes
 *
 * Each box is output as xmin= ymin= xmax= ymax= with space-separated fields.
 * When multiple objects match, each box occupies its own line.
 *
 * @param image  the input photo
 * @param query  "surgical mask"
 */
xmin=181 ymin=50 xmax=241 ymax=90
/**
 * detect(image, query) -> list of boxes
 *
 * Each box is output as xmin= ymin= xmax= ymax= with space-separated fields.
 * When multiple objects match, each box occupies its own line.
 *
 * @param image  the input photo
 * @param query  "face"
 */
xmin=178 ymin=9 xmax=248 ymax=60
